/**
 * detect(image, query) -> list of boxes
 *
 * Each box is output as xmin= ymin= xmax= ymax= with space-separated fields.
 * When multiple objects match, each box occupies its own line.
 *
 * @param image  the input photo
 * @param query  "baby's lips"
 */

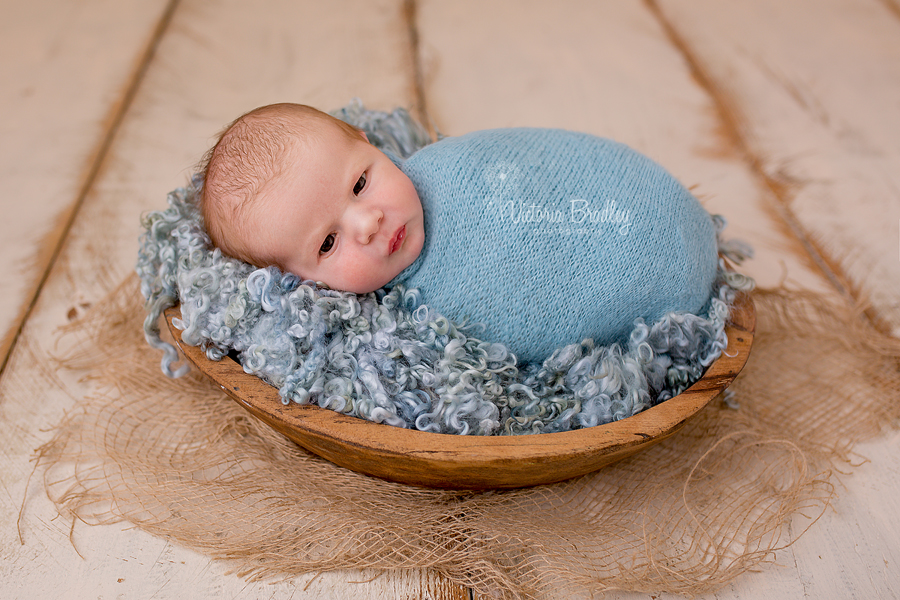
xmin=389 ymin=225 xmax=406 ymax=255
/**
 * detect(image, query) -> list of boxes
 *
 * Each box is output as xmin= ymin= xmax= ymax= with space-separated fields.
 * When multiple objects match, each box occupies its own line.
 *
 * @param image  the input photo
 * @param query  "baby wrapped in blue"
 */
xmin=392 ymin=128 xmax=719 ymax=364
xmin=138 ymin=103 xmax=745 ymax=435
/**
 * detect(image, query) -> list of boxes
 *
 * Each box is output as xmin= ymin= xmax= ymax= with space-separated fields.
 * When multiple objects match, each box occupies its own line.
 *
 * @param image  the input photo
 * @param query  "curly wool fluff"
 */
xmin=137 ymin=102 xmax=754 ymax=436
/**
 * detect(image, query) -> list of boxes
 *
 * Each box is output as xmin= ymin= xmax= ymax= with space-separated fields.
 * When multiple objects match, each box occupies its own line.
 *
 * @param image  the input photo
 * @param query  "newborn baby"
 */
xmin=201 ymin=103 xmax=718 ymax=364
xmin=201 ymin=103 xmax=424 ymax=294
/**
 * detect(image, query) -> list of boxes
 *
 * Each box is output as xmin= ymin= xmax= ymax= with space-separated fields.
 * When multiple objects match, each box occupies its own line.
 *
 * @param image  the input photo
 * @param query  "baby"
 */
xmin=202 ymin=103 xmax=424 ymax=296
xmin=201 ymin=103 xmax=719 ymax=364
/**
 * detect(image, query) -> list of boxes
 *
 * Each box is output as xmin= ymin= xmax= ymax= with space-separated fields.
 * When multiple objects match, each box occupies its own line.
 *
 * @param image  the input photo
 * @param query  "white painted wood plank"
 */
xmin=0 ymin=0 xmax=173 ymax=366
xmin=657 ymin=0 xmax=900 ymax=335
xmin=1 ymin=1 xmax=468 ymax=598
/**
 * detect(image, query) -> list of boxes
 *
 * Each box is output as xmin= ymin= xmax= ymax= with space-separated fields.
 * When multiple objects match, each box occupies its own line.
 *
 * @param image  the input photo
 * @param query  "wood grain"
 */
xmin=0 ymin=0 xmax=173 ymax=370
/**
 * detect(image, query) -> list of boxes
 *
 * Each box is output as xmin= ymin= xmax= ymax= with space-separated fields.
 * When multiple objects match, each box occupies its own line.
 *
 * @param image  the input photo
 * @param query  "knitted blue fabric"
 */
xmin=391 ymin=128 xmax=719 ymax=364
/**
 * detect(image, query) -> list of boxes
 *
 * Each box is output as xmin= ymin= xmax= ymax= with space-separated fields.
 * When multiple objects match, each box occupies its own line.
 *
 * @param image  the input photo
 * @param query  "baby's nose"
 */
xmin=352 ymin=206 xmax=384 ymax=244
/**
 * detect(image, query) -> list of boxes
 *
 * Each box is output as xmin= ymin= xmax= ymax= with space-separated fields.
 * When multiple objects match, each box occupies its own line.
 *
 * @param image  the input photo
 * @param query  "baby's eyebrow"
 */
xmin=305 ymin=225 xmax=326 ymax=256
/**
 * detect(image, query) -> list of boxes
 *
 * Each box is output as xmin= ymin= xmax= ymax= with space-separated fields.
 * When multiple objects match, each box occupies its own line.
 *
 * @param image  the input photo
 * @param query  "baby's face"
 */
xmin=245 ymin=122 xmax=424 ymax=293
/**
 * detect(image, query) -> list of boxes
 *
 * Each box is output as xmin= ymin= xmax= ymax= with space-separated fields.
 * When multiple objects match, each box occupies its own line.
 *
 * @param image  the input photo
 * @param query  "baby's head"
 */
xmin=200 ymin=103 xmax=424 ymax=293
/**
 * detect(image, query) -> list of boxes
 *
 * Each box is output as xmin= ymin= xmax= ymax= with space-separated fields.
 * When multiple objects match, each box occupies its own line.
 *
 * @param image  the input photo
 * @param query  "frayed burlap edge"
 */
xmin=31 ymin=275 xmax=900 ymax=599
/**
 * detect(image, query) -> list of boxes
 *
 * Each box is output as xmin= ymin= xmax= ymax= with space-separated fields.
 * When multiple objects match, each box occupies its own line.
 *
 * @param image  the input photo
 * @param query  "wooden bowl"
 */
xmin=165 ymin=292 xmax=754 ymax=489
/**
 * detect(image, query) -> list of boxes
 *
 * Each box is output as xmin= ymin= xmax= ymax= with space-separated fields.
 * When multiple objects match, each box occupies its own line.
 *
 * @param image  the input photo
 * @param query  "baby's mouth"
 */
xmin=389 ymin=225 xmax=406 ymax=255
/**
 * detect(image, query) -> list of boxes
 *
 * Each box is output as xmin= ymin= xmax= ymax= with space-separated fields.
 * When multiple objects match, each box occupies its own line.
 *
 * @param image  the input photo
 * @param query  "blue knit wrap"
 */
xmin=392 ymin=128 xmax=719 ymax=364
xmin=136 ymin=101 xmax=754 ymax=436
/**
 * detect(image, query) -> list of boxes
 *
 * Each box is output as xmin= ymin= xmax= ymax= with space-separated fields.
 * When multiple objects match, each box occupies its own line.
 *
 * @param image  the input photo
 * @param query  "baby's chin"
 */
xmin=357 ymin=269 xmax=407 ymax=294
xmin=346 ymin=262 xmax=416 ymax=294
xmin=326 ymin=270 xmax=400 ymax=295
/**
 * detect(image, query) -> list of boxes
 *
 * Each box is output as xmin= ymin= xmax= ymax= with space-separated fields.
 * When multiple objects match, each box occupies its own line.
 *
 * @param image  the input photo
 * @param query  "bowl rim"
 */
xmin=165 ymin=291 xmax=755 ymax=489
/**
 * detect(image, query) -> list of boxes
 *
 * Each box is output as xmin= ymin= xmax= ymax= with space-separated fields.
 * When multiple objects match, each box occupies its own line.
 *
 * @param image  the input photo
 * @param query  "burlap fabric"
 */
xmin=34 ymin=275 xmax=900 ymax=598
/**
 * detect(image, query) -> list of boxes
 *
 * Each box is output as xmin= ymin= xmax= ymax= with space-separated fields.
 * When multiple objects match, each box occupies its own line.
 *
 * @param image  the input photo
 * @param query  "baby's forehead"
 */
xmin=214 ymin=110 xmax=360 ymax=209
xmin=212 ymin=114 xmax=311 ymax=185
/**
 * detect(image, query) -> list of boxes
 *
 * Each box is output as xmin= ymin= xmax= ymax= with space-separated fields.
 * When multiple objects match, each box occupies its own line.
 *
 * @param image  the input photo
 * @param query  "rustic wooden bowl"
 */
xmin=165 ymin=291 xmax=754 ymax=489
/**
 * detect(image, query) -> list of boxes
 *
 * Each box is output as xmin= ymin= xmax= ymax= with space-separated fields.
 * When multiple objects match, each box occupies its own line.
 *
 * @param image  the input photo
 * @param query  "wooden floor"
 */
xmin=2 ymin=0 xmax=899 ymax=597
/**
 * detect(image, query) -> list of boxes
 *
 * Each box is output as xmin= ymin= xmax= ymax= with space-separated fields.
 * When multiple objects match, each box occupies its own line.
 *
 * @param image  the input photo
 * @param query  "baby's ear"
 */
xmin=358 ymin=129 xmax=368 ymax=142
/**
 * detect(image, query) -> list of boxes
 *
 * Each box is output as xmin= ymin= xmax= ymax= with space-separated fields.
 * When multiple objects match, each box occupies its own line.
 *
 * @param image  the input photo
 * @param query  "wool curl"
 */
xmin=136 ymin=100 xmax=754 ymax=436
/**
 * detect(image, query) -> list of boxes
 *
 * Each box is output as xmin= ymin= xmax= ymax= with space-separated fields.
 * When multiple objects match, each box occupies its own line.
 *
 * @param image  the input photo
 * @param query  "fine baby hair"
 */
xmin=137 ymin=99 xmax=753 ymax=435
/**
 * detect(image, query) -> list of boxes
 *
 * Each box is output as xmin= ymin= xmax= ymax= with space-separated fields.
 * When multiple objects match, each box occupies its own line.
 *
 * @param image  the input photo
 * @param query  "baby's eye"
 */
xmin=353 ymin=172 xmax=367 ymax=195
xmin=319 ymin=234 xmax=335 ymax=255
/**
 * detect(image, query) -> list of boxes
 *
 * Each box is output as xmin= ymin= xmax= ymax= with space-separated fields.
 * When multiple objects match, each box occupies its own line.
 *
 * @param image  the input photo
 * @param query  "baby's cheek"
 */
xmin=338 ymin=260 xmax=388 ymax=294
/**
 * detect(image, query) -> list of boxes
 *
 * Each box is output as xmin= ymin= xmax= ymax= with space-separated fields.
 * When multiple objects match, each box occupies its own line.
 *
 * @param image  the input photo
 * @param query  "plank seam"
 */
xmin=643 ymin=0 xmax=887 ymax=331
xmin=0 ymin=0 xmax=182 ymax=381
xmin=403 ymin=0 xmax=435 ymax=138
xmin=879 ymin=0 xmax=900 ymax=22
